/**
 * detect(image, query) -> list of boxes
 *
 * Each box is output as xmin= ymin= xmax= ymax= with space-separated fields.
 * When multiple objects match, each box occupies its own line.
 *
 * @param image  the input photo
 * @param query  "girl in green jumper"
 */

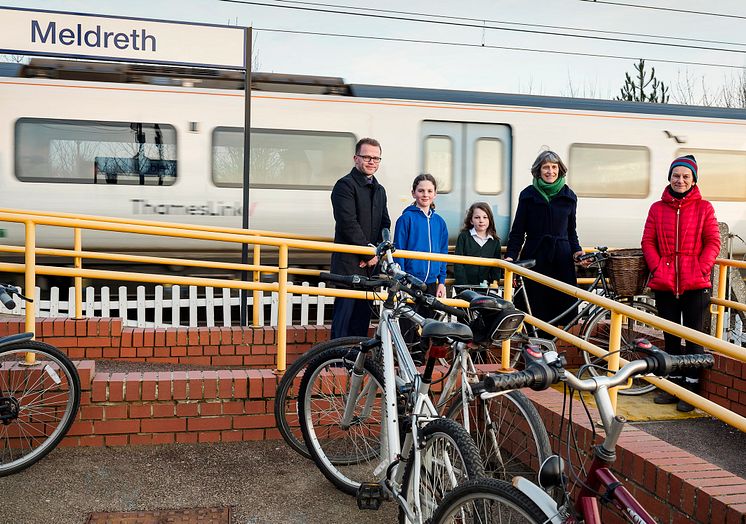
xmin=454 ymin=202 xmax=502 ymax=286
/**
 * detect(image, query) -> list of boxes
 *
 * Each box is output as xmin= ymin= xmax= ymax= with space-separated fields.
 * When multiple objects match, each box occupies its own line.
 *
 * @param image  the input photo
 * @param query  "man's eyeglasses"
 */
xmin=356 ymin=155 xmax=382 ymax=163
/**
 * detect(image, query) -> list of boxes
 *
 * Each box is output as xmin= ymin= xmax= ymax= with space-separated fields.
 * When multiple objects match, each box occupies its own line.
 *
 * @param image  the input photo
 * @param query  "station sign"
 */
xmin=0 ymin=6 xmax=246 ymax=69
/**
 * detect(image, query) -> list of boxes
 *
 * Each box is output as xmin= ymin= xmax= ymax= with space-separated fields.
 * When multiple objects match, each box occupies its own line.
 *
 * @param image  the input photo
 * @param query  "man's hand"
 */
xmin=359 ymin=256 xmax=379 ymax=268
xmin=436 ymin=283 xmax=446 ymax=298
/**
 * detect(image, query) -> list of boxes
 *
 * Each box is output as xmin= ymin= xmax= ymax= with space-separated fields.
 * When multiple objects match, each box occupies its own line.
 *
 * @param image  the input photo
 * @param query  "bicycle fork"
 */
xmin=340 ymin=338 xmax=379 ymax=430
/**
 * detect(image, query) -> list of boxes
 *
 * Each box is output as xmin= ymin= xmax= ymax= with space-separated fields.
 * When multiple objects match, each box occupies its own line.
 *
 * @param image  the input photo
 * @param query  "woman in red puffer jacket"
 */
xmin=641 ymin=154 xmax=720 ymax=412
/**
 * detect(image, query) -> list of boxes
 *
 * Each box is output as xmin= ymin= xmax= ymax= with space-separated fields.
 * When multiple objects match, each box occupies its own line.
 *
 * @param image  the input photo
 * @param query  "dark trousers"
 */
xmin=654 ymin=288 xmax=710 ymax=382
xmin=331 ymin=297 xmax=372 ymax=338
xmin=400 ymin=282 xmax=439 ymax=350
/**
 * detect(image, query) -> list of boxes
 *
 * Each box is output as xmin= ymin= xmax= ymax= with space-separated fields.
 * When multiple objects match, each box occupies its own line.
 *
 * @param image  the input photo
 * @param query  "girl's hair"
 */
xmin=411 ymin=173 xmax=438 ymax=209
xmin=531 ymin=150 xmax=568 ymax=178
xmin=462 ymin=202 xmax=498 ymax=239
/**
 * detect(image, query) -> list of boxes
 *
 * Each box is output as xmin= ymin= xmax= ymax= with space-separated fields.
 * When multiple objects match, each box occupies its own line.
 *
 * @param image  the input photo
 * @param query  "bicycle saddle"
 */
xmin=513 ymin=259 xmax=536 ymax=269
xmin=421 ymin=319 xmax=473 ymax=342
xmin=456 ymin=290 xmax=514 ymax=311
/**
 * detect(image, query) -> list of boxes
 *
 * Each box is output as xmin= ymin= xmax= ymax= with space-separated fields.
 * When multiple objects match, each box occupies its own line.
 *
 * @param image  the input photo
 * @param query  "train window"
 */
xmin=474 ymin=138 xmax=503 ymax=195
xmin=212 ymin=127 xmax=356 ymax=189
xmin=424 ymin=136 xmax=453 ymax=193
xmin=569 ymin=143 xmax=649 ymax=198
xmin=15 ymin=118 xmax=177 ymax=185
xmin=675 ymin=148 xmax=746 ymax=201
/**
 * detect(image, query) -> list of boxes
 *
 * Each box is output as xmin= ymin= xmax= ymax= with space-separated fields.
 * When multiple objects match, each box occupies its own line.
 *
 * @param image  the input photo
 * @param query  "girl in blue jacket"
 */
xmin=394 ymin=173 xmax=449 ymax=299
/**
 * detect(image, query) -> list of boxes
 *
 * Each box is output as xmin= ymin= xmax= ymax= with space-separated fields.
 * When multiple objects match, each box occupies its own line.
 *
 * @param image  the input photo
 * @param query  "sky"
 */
xmin=3 ymin=0 xmax=746 ymax=103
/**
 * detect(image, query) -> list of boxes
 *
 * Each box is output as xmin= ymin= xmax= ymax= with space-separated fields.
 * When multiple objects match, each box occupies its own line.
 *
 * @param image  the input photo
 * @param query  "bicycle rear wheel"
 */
xmin=298 ymin=346 xmax=386 ymax=496
xmin=581 ymin=299 xmax=661 ymax=395
xmin=447 ymin=390 xmax=551 ymax=484
xmin=430 ymin=477 xmax=550 ymax=524
xmin=0 ymin=340 xmax=81 ymax=476
xmin=274 ymin=336 xmax=369 ymax=459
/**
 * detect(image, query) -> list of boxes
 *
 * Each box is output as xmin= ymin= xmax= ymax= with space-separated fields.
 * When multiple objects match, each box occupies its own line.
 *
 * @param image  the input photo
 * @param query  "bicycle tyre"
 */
xmin=298 ymin=345 xmax=386 ymax=496
xmin=446 ymin=389 xmax=551 ymax=484
xmin=429 ymin=477 xmax=550 ymax=524
xmin=581 ymin=299 xmax=661 ymax=395
xmin=274 ymin=336 xmax=369 ymax=459
xmin=398 ymin=417 xmax=486 ymax=524
xmin=0 ymin=340 xmax=81 ymax=476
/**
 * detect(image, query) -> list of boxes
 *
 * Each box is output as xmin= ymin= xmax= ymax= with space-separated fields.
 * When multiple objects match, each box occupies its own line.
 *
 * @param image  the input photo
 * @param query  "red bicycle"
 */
xmin=429 ymin=339 xmax=714 ymax=523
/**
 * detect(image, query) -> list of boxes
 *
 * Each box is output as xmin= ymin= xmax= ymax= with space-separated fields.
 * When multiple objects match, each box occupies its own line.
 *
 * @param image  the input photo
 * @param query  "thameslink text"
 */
xmin=131 ymin=199 xmax=242 ymax=216
xmin=31 ymin=20 xmax=157 ymax=52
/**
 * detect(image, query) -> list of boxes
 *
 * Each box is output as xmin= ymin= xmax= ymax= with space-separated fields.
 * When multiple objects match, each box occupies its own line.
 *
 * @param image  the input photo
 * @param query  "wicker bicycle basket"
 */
xmin=607 ymin=249 xmax=649 ymax=297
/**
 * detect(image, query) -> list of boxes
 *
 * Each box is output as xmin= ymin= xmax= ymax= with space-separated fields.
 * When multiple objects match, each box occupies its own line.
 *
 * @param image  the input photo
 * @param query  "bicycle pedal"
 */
xmin=356 ymin=482 xmax=384 ymax=510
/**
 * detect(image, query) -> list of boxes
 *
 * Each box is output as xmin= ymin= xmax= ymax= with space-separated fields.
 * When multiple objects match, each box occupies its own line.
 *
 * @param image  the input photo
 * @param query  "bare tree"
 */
xmin=671 ymin=68 xmax=746 ymax=108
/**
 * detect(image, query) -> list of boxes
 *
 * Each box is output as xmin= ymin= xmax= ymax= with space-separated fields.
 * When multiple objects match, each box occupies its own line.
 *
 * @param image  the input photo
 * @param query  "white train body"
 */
xmin=1 ymin=60 xmax=745 ymax=261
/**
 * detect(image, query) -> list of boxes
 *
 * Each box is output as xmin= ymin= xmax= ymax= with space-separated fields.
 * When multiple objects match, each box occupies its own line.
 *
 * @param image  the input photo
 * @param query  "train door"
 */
xmin=420 ymin=121 xmax=512 ymax=243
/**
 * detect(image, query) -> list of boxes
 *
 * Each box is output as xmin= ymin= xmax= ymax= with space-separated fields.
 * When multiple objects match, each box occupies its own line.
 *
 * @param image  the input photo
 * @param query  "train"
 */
xmin=1 ymin=58 xmax=745 ymax=273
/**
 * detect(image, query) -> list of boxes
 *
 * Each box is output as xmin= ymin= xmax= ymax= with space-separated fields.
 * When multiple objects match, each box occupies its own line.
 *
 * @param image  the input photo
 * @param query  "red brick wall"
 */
xmin=0 ymin=317 xmax=328 ymax=369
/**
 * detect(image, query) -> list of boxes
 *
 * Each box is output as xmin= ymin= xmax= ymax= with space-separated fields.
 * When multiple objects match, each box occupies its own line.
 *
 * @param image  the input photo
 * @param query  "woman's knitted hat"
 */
xmin=668 ymin=154 xmax=698 ymax=182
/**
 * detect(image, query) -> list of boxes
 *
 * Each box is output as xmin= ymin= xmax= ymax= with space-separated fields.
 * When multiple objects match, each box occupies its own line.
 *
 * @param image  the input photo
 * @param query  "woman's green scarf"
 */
xmin=532 ymin=176 xmax=566 ymax=202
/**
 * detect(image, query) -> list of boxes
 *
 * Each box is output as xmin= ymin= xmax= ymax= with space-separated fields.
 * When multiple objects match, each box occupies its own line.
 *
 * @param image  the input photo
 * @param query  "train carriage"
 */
xmin=1 ymin=58 xmax=744 ymax=268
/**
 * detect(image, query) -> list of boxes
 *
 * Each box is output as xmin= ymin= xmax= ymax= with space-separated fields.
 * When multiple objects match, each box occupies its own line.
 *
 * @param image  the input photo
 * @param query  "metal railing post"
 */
xmin=24 ymin=220 xmax=36 ymax=337
xmin=715 ymin=262 xmax=727 ymax=339
xmin=607 ymin=311 xmax=623 ymax=410
xmin=501 ymin=268 xmax=514 ymax=370
xmin=74 ymin=227 xmax=83 ymax=318
xmin=276 ymin=244 xmax=289 ymax=372
xmin=253 ymin=244 xmax=261 ymax=327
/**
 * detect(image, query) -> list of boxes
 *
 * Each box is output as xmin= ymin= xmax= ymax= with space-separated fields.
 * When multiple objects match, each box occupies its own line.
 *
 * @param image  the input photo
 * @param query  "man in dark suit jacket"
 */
xmin=330 ymin=138 xmax=391 ymax=338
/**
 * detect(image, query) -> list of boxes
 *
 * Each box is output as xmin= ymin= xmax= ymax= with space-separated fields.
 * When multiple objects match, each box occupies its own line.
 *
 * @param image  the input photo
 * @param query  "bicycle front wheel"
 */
xmin=581 ymin=299 xmax=662 ymax=395
xmin=298 ymin=346 xmax=386 ymax=496
xmin=274 ymin=336 xmax=369 ymax=459
xmin=0 ymin=340 xmax=81 ymax=476
xmin=447 ymin=390 xmax=551 ymax=484
xmin=430 ymin=478 xmax=550 ymax=524
xmin=399 ymin=417 xmax=486 ymax=523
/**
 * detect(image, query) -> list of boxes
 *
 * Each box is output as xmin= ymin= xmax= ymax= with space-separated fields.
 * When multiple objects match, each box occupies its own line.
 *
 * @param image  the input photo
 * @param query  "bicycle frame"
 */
xmin=575 ymin=460 xmax=655 ymax=524
xmin=513 ymin=255 xmax=611 ymax=336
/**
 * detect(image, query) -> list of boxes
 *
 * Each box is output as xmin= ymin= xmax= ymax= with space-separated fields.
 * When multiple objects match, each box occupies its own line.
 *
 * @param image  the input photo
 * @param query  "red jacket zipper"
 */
xmin=675 ymin=204 xmax=681 ymax=298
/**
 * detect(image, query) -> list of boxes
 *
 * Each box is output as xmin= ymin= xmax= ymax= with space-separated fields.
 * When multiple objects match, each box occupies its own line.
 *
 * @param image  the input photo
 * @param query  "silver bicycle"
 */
xmin=298 ymin=231 xmax=485 ymax=523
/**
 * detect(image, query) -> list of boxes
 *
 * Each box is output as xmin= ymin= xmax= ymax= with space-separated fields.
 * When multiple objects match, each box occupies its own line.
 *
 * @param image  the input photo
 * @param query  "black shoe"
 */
xmin=677 ymin=399 xmax=695 ymax=412
xmin=654 ymin=390 xmax=677 ymax=404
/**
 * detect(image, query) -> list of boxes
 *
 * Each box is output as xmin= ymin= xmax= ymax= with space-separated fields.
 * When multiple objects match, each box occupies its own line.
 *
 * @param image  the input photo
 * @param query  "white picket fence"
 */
xmin=0 ymin=284 xmax=336 ymax=328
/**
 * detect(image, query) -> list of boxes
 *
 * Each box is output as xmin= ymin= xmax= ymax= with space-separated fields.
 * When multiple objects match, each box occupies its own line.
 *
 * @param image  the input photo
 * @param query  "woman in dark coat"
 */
xmin=505 ymin=150 xmax=584 ymax=325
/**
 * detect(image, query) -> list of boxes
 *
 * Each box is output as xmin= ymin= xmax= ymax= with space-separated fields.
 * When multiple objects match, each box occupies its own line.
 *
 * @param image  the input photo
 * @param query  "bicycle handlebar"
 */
xmin=0 ymin=290 xmax=16 ymax=310
xmin=319 ymin=270 xmax=467 ymax=321
xmin=319 ymin=272 xmax=389 ymax=289
xmin=0 ymin=284 xmax=24 ymax=310
xmin=483 ymin=362 xmax=561 ymax=392
xmin=484 ymin=348 xmax=714 ymax=394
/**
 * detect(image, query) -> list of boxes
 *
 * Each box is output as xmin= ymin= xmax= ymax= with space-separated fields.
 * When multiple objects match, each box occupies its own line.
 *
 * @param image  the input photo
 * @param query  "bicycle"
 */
xmin=276 ymin=292 xmax=552 ymax=489
xmin=0 ymin=284 xmax=81 ymax=476
xmin=429 ymin=339 xmax=714 ymax=523
xmin=512 ymin=247 xmax=663 ymax=395
xmin=298 ymin=231 xmax=490 ymax=523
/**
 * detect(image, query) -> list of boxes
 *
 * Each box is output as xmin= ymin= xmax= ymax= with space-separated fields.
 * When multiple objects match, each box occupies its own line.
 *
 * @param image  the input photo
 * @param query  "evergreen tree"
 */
xmin=617 ymin=59 xmax=669 ymax=103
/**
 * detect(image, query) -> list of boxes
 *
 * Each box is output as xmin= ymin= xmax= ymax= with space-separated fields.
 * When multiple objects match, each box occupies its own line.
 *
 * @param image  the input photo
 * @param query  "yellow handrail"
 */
xmin=2 ymin=209 xmax=745 ymax=432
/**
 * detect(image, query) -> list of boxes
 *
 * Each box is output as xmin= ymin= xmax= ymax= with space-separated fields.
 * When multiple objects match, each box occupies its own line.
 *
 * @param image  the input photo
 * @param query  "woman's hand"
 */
xmin=436 ymin=283 xmax=447 ymax=298
xmin=573 ymin=251 xmax=591 ymax=268
xmin=504 ymin=257 xmax=514 ymax=262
